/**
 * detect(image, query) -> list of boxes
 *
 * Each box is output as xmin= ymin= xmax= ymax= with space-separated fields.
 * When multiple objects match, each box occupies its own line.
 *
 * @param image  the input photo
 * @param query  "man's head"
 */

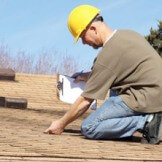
xmin=68 ymin=5 xmax=106 ymax=49
xmin=79 ymin=15 xmax=104 ymax=49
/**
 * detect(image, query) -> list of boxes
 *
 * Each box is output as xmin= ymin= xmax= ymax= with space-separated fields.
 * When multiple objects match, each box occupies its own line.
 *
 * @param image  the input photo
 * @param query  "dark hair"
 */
xmin=92 ymin=15 xmax=104 ymax=23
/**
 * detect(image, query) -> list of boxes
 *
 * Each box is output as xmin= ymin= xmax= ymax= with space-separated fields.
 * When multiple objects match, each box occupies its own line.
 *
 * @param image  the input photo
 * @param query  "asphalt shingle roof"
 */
xmin=0 ymin=73 xmax=161 ymax=162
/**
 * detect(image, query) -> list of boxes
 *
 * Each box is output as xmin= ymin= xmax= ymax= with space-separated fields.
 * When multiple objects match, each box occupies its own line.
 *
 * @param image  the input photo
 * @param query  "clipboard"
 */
xmin=56 ymin=74 xmax=97 ymax=110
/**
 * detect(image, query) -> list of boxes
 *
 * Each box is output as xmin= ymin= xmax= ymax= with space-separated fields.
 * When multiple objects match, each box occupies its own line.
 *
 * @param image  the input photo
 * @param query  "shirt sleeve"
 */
xmin=81 ymin=63 xmax=116 ymax=100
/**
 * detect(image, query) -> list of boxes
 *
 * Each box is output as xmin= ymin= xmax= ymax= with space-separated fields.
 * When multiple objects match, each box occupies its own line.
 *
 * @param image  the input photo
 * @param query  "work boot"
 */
xmin=141 ymin=112 xmax=162 ymax=144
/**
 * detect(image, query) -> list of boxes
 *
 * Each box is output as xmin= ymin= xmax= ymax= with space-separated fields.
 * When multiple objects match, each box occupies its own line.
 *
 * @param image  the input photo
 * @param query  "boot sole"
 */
xmin=159 ymin=113 xmax=162 ymax=141
xmin=153 ymin=112 xmax=162 ymax=144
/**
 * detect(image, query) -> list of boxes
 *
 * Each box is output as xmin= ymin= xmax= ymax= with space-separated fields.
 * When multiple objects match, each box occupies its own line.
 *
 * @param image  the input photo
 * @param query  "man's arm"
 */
xmin=44 ymin=96 xmax=94 ymax=134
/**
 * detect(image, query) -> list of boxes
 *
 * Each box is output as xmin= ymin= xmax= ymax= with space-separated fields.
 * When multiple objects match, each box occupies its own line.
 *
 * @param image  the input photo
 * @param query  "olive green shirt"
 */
xmin=82 ymin=30 xmax=162 ymax=113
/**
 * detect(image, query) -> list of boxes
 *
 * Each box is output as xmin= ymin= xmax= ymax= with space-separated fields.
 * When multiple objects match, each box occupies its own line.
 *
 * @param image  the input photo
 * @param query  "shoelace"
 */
xmin=139 ymin=121 xmax=151 ymax=143
xmin=142 ymin=129 xmax=151 ymax=142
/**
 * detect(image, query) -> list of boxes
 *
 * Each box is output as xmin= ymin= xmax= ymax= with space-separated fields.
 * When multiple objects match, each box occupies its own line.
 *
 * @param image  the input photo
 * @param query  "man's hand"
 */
xmin=72 ymin=72 xmax=91 ymax=83
xmin=44 ymin=96 xmax=93 ymax=136
xmin=44 ymin=120 xmax=64 ymax=135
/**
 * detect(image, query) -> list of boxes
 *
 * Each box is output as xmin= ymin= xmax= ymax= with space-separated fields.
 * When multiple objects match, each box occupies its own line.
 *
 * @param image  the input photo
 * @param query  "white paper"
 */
xmin=58 ymin=75 xmax=96 ymax=110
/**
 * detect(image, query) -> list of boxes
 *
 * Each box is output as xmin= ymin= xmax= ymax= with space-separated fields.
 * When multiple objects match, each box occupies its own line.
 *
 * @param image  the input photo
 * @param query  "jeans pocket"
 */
xmin=118 ymin=96 xmax=138 ymax=115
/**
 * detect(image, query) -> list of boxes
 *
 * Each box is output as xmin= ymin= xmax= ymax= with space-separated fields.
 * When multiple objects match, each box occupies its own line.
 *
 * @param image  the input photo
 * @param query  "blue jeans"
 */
xmin=81 ymin=91 xmax=149 ymax=139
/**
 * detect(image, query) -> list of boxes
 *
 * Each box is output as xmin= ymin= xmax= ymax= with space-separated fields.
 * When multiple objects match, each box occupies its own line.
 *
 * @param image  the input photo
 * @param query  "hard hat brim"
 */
xmin=74 ymin=34 xmax=80 ymax=43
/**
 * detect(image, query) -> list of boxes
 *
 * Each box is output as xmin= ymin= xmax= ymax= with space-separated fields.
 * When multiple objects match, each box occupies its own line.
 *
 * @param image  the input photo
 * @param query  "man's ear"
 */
xmin=89 ymin=25 xmax=97 ymax=34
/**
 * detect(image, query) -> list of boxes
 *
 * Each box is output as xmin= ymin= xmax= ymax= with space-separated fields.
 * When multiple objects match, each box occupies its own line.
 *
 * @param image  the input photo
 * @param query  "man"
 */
xmin=44 ymin=5 xmax=162 ymax=144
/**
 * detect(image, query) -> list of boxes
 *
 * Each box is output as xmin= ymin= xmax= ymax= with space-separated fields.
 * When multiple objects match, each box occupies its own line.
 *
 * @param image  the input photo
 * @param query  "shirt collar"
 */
xmin=103 ymin=30 xmax=117 ymax=47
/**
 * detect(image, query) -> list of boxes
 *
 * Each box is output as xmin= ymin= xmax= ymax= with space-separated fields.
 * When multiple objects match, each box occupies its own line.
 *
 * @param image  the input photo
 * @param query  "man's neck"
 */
xmin=103 ymin=29 xmax=117 ymax=46
xmin=99 ymin=24 xmax=114 ymax=45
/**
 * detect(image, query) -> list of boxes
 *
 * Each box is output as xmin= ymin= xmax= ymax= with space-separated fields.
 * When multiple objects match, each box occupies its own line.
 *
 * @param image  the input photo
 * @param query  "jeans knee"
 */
xmin=81 ymin=124 xmax=93 ymax=139
xmin=81 ymin=122 xmax=99 ymax=139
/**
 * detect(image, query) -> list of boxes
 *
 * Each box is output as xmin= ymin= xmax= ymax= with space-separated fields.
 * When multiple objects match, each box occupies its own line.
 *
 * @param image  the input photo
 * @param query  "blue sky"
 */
xmin=0 ymin=0 xmax=162 ymax=71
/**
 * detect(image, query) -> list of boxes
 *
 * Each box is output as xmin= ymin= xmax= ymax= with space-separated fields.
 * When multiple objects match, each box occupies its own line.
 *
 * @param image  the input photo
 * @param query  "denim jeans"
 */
xmin=81 ymin=90 xmax=149 ymax=139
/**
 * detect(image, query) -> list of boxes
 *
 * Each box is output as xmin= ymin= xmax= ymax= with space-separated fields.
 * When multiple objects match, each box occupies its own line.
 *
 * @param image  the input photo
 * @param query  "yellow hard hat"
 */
xmin=68 ymin=5 xmax=100 ymax=42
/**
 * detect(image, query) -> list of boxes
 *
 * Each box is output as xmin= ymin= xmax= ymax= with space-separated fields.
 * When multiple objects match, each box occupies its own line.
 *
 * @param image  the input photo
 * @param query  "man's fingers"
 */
xmin=44 ymin=120 xmax=64 ymax=135
xmin=74 ymin=76 xmax=84 ymax=83
xmin=71 ymin=73 xmax=79 ymax=78
xmin=44 ymin=128 xmax=56 ymax=134
xmin=43 ymin=129 xmax=49 ymax=134
xmin=71 ymin=74 xmax=76 ymax=78
xmin=43 ymin=128 xmax=51 ymax=134
xmin=74 ymin=77 xmax=80 ymax=83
